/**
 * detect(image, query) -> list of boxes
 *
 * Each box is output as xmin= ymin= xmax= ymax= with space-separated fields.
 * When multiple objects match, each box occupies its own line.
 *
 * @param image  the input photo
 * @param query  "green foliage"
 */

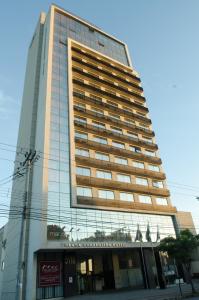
xmin=158 ymin=229 xmax=199 ymax=265
xmin=158 ymin=230 xmax=199 ymax=293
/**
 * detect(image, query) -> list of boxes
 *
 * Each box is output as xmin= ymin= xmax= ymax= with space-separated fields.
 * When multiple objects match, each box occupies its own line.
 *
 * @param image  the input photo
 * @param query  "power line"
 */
xmin=1 ymin=141 xmax=199 ymax=194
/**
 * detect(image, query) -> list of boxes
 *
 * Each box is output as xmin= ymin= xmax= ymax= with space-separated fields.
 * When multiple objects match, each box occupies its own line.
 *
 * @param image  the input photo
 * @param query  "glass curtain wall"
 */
xmin=47 ymin=11 xmax=176 ymax=245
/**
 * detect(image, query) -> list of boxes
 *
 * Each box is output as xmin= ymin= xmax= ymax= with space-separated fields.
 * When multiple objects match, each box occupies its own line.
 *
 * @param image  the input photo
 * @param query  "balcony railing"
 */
xmin=76 ymin=175 xmax=170 ymax=197
xmin=77 ymin=195 xmax=177 ymax=214
xmin=72 ymin=47 xmax=141 ymax=83
xmin=74 ymin=120 xmax=158 ymax=150
xmin=75 ymin=155 xmax=166 ymax=180
xmin=73 ymin=91 xmax=150 ymax=124
xmin=73 ymin=103 xmax=154 ymax=137
xmin=72 ymin=66 xmax=143 ymax=98
xmin=72 ymin=77 xmax=146 ymax=105
xmin=75 ymin=137 xmax=162 ymax=164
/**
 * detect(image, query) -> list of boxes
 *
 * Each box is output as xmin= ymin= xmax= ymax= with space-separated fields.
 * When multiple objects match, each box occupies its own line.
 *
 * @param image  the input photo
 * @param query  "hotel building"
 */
xmin=0 ymin=4 xmax=193 ymax=300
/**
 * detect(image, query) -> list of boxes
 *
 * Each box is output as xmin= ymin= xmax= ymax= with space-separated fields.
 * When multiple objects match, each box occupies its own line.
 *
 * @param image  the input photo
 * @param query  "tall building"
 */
xmin=0 ymin=4 xmax=193 ymax=300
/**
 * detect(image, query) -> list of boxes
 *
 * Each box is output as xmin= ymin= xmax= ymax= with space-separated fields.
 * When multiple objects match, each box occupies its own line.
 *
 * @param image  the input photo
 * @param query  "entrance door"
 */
xmin=78 ymin=256 xmax=94 ymax=293
xmin=63 ymin=253 xmax=78 ymax=297
xmin=102 ymin=252 xmax=115 ymax=289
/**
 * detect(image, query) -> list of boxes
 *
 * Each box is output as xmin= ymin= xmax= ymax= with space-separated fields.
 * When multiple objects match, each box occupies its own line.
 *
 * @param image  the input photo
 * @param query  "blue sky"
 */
xmin=0 ymin=0 xmax=199 ymax=229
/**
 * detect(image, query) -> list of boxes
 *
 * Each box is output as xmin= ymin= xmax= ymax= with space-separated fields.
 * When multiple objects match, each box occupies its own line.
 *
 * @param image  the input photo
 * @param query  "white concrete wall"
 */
xmin=25 ymin=8 xmax=53 ymax=300
xmin=0 ymin=225 xmax=7 ymax=296
xmin=1 ymin=12 xmax=46 ymax=300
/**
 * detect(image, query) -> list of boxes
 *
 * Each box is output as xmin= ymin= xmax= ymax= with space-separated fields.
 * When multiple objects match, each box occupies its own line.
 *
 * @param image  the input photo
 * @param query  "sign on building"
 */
xmin=39 ymin=261 xmax=61 ymax=287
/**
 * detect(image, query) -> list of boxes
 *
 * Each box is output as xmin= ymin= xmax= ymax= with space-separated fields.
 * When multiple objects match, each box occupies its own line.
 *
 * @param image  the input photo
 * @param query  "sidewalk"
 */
xmin=65 ymin=282 xmax=199 ymax=300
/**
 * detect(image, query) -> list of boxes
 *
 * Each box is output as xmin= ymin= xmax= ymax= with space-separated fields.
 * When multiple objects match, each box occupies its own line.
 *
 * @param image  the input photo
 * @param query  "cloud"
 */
xmin=0 ymin=89 xmax=20 ymax=119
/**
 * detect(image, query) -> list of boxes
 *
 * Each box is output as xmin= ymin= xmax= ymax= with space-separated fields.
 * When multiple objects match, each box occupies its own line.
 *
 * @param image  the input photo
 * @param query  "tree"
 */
xmin=47 ymin=224 xmax=69 ymax=240
xmin=158 ymin=229 xmax=199 ymax=294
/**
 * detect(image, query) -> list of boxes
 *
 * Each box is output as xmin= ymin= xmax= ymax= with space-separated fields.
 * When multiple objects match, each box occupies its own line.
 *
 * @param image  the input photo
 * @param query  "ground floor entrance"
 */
xmin=36 ymin=247 xmax=164 ymax=299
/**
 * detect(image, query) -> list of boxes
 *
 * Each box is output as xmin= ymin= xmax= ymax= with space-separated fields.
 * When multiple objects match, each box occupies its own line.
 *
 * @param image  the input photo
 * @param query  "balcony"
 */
xmin=72 ymin=47 xmax=141 ymax=83
xmin=75 ymin=137 xmax=162 ymax=164
xmin=74 ymin=104 xmax=154 ymax=137
xmin=76 ymin=175 xmax=170 ymax=197
xmin=73 ymin=77 xmax=146 ymax=104
xmin=72 ymin=66 xmax=143 ymax=98
xmin=72 ymin=89 xmax=150 ymax=124
xmin=73 ymin=89 xmax=148 ymax=115
xmin=74 ymin=120 xmax=158 ymax=150
xmin=72 ymin=55 xmax=143 ymax=99
xmin=76 ymin=196 xmax=177 ymax=214
xmin=75 ymin=155 xmax=166 ymax=180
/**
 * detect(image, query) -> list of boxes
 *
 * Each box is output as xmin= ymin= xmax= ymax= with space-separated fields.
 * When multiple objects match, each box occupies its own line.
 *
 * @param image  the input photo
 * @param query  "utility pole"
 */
xmin=16 ymin=150 xmax=39 ymax=300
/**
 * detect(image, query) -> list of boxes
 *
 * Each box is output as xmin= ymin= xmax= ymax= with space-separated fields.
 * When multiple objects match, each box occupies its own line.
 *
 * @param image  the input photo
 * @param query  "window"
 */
xmin=96 ymin=170 xmax=112 ymax=180
xmin=75 ymin=131 xmax=88 ymax=140
xmin=122 ymin=95 xmax=130 ymax=101
xmin=125 ymin=118 xmax=135 ymax=125
xmin=126 ymin=131 xmax=138 ymax=139
xmin=74 ymin=116 xmax=87 ymax=124
xmin=107 ymin=100 xmax=118 ymax=107
xmin=93 ymin=136 xmax=107 ymax=144
xmin=109 ymin=113 xmax=120 ymax=120
xmin=89 ymin=82 xmax=101 ymax=90
xmin=142 ymin=136 xmax=153 ymax=144
xmin=153 ymin=181 xmax=164 ymax=188
xmin=129 ymin=145 xmax=141 ymax=153
xmin=91 ymin=107 xmax=104 ymax=115
xmin=90 ymin=94 xmax=102 ymax=101
xmin=75 ymin=148 xmax=89 ymax=157
xmin=120 ymin=192 xmax=134 ymax=202
xmin=89 ymin=71 xmax=99 ymax=79
xmin=139 ymin=123 xmax=149 ymax=130
xmin=74 ymin=102 xmax=86 ymax=109
xmin=136 ymin=111 xmax=145 ymax=117
xmin=96 ymin=152 xmax=109 ymax=161
xmin=133 ymin=161 xmax=144 ymax=169
xmin=134 ymin=100 xmax=143 ymax=106
xmin=115 ymin=157 xmax=128 ymax=165
xmin=106 ymin=89 xmax=116 ymax=96
xmin=74 ymin=76 xmax=84 ymax=83
xmin=123 ymin=106 xmax=132 ymax=112
xmin=92 ymin=121 xmax=105 ymax=129
xmin=112 ymin=141 xmax=125 ymax=149
xmin=139 ymin=195 xmax=152 ymax=204
xmin=77 ymin=186 xmax=92 ymax=197
xmin=99 ymin=190 xmax=114 ymax=199
xmin=136 ymin=177 xmax=148 ymax=186
xmin=148 ymin=164 xmax=159 ymax=172
xmin=117 ymin=174 xmax=131 ymax=183
xmin=156 ymin=198 xmax=168 ymax=205
xmin=145 ymin=150 xmax=155 ymax=157
xmin=111 ymin=126 xmax=122 ymax=134
xmin=73 ymin=88 xmax=85 ymax=96
xmin=76 ymin=166 xmax=91 ymax=176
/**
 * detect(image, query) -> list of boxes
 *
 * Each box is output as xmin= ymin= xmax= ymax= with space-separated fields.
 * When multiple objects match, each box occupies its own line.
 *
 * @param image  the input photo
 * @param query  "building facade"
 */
xmin=0 ymin=4 xmax=186 ymax=300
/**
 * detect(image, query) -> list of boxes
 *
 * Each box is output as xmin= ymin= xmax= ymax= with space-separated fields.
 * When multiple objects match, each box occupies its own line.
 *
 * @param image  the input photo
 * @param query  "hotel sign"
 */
xmin=61 ymin=241 xmax=135 ymax=248
xmin=39 ymin=261 xmax=61 ymax=287
xmin=59 ymin=241 xmax=158 ymax=249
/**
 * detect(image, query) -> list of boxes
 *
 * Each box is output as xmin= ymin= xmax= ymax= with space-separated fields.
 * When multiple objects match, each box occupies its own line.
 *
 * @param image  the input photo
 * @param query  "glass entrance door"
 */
xmin=77 ymin=256 xmax=94 ymax=294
